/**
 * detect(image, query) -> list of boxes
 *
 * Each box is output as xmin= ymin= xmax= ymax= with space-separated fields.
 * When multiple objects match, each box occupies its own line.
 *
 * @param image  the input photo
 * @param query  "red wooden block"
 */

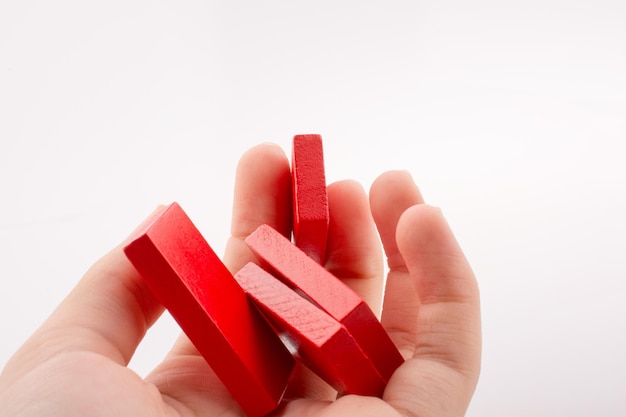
xmin=291 ymin=134 xmax=329 ymax=264
xmin=123 ymin=203 xmax=294 ymax=417
xmin=235 ymin=262 xmax=386 ymax=397
xmin=245 ymin=224 xmax=404 ymax=384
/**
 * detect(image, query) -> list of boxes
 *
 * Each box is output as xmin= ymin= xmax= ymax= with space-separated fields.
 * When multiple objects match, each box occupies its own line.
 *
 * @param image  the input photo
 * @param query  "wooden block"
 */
xmin=123 ymin=203 xmax=294 ymax=417
xmin=235 ymin=262 xmax=386 ymax=397
xmin=245 ymin=224 xmax=404 ymax=384
xmin=291 ymin=134 xmax=329 ymax=263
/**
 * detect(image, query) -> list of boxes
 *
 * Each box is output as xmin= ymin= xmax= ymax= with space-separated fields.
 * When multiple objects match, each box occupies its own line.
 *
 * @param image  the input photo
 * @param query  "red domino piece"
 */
xmin=291 ymin=134 xmax=329 ymax=264
xmin=245 ymin=224 xmax=404 ymax=385
xmin=235 ymin=262 xmax=386 ymax=397
xmin=123 ymin=203 xmax=294 ymax=417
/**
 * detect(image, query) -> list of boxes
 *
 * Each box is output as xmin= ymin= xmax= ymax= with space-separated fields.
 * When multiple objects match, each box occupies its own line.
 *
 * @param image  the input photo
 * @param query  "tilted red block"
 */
xmin=245 ymin=224 xmax=404 ymax=385
xmin=291 ymin=134 xmax=329 ymax=264
xmin=123 ymin=203 xmax=294 ymax=417
xmin=235 ymin=262 xmax=386 ymax=397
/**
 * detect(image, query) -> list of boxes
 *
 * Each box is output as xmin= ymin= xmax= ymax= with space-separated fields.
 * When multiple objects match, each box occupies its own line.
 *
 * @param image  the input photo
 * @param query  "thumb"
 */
xmin=2 ymin=213 xmax=165 ymax=382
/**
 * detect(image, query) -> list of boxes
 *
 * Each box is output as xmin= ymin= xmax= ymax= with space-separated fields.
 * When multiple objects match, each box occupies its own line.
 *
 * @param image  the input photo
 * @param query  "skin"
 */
xmin=0 ymin=143 xmax=481 ymax=417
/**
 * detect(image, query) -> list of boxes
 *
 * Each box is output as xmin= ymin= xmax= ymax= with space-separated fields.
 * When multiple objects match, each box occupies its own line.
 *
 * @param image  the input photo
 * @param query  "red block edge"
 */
xmin=123 ymin=203 xmax=294 ymax=417
xmin=235 ymin=262 xmax=386 ymax=397
xmin=292 ymin=134 xmax=329 ymax=263
xmin=245 ymin=224 xmax=404 ymax=385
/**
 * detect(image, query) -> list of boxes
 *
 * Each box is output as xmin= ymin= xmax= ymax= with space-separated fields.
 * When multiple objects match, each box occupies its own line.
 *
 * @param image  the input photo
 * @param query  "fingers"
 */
xmin=369 ymin=171 xmax=424 ymax=357
xmin=325 ymin=180 xmax=384 ymax=316
xmin=396 ymin=205 xmax=481 ymax=375
xmin=46 ymin=245 xmax=164 ymax=365
xmin=383 ymin=205 xmax=481 ymax=417
xmin=370 ymin=170 xmax=424 ymax=270
xmin=225 ymin=146 xmax=385 ymax=315
xmin=222 ymin=143 xmax=293 ymax=273
xmin=370 ymin=170 xmax=480 ymax=416
xmin=5 ymin=241 xmax=164 ymax=377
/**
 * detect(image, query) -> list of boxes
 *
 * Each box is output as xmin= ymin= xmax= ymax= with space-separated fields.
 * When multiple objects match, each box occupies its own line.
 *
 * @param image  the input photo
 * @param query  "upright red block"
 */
xmin=245 ymin=224 xmax=404 ymax=384
xmin=235 ymin=262 xmax=386 ymax=397
xmin=124 ymin=203 xmax=294 ymax=417
xmin=291 ymin=134 xmax=329 ymax=264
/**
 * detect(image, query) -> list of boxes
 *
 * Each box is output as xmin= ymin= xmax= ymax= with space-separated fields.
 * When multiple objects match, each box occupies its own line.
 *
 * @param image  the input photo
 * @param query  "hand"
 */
xmin=0 ymin=143 xmax=481 ymax=417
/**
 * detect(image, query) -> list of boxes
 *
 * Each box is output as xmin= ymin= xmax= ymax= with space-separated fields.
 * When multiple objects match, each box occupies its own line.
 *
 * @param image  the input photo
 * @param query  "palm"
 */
xmin=0 ymin=144 xmax=480 ymax=417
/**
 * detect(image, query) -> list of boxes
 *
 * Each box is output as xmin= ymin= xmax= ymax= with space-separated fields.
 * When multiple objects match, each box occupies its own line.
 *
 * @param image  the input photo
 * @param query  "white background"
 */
xmin=1 ymin=1 xmax=625 ymax=416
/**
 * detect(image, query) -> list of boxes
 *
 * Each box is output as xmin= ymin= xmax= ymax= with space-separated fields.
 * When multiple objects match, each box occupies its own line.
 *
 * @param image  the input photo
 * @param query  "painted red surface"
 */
xmin=124 ymin=203 xmax=294 ymax=417
xmin=291 ymin=134 xmax=329 ymax=264
xmin=245 ymin=224 xmax=404 ymax=384
xmin=235 ymin=262 xmax=386 ymax=397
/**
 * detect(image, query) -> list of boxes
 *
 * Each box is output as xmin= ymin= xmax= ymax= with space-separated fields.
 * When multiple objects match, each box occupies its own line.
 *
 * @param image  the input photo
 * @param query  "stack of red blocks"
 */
xmin=123 ymin=135 xmax=404 ymax=417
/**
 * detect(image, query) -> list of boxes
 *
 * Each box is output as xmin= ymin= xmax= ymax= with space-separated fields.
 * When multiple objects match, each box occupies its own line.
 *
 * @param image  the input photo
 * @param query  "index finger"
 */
xmin=223 ymin=143 xmax=293 ymax=273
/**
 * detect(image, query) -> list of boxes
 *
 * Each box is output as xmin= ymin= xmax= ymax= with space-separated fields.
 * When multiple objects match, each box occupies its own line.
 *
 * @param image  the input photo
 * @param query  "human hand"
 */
xmin=0 ymin=143 xmax=481 ymax=417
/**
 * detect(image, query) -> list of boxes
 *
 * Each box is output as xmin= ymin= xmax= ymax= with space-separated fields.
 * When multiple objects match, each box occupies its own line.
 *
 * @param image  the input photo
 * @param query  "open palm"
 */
xmin=0 ymin=143 xmax=481 ymax=417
